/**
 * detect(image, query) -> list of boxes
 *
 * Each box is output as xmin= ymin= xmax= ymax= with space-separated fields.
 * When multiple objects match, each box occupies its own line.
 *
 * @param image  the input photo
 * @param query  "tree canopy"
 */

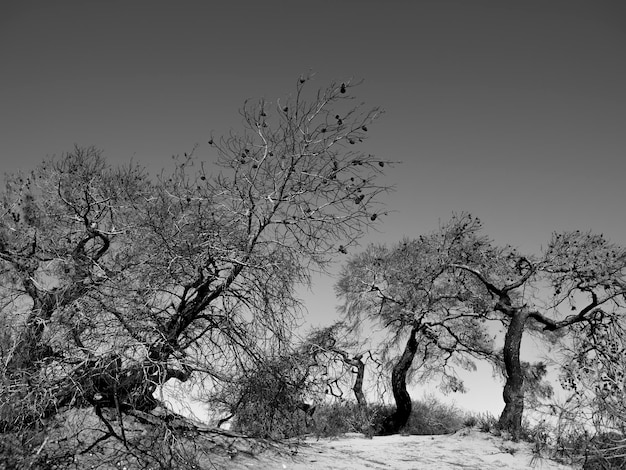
xmin=335 ymin=215 xmax=497 ymax=433
xmin=336 ymin=213 xmax=626 ymax=438
xmin=0 ymin=78 xmax=390 ymax=468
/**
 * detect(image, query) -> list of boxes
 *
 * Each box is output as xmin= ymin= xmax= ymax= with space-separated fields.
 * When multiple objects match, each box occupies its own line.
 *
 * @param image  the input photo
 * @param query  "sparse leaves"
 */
xmin=335 ymin=214 xmax=498 ymax=433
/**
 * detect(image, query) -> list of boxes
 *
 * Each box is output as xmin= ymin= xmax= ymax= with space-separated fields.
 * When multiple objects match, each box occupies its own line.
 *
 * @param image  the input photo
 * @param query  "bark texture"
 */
xmin=497 ymin=310 xmax=528 ymax=439
xmin=351 ymin=355 xmax=366 ymax=407
xmin=379 ymin=325 xmax=419 ymax=435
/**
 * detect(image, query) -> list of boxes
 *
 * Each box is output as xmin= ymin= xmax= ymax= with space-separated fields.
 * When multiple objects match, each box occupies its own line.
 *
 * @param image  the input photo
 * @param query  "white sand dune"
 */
xmin=232 ymin=429 xmax=579 ymax=470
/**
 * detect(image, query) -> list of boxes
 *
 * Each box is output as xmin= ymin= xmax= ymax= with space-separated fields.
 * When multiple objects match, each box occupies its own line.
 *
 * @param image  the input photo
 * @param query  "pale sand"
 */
xmin=229 ymin=429 xmax=579 ymax=470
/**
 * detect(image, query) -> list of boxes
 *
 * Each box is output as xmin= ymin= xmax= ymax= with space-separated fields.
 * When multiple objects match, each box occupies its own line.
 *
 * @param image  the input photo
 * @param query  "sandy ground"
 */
xmin=226 ymin=429 xmax=579 ymax=470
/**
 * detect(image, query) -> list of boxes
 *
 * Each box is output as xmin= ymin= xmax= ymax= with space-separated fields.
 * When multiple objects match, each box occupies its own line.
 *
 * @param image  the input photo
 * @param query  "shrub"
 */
xmin=233 ymin=395 xmax=500 ymax=440
xmin=461 ymin=411 xmax=498 ymax=434
xmin=312 ymin=396 xmax=474 ymax=437
xmin=228 ymin=354 xmax=317 ymax=439
xmin=403 ymin=396 xmax=466 ymax=435
xmin=463 ymin=414 xmax=478 ymax=428
xmin=584 ymin=432 xmax=626 ymax=470
xmin=309 ymin=402 xmax=381 ymax=437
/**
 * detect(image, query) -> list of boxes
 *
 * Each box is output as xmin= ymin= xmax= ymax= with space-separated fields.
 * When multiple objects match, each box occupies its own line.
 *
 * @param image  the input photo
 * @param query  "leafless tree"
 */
xmin=300 ymin=321 xmax=383 ymax=407
xmin=0 ymin=77 xmax=390 ymax=467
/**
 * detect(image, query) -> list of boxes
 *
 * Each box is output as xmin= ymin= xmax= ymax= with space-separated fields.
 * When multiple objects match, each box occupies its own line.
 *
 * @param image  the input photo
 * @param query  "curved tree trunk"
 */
xmin=352 ymin=356 xmax=366 ymax=407
xmin=342 ymin=353 xmax=367 ymax=407
xmin=497 ymin=310 xmax=528 ymax=440
xmin=379 ymin=325 xmax=419 ymax=435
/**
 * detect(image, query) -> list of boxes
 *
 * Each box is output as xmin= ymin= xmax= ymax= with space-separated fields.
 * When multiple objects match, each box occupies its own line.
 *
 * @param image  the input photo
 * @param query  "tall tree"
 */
xmin=335 ymin=215 xmax=495 ymax=434
xmin=449 ymin=223 xmax=626 ymax=439
xmin=0 ymin=78 xmax=390 ymax=467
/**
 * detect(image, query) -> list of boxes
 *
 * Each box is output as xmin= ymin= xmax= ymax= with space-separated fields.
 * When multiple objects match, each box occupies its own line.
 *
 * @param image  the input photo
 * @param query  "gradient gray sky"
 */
xmin=2 ymin=0 xmax=625 ymax=415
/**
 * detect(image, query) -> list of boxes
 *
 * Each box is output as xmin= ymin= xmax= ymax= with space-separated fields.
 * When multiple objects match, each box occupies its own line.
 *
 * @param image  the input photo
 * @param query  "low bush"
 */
xmin=403 ymin=396 xmax=466 ymax=435
xmin=309 ymin=402 xmax=381 ymax=437
xmin=467 ymin=411 xmax=498 ymax=434
xmin=582 ymin=432 xmax=626 ymax=470
xmin=233 ymin=395 xmax=507 ymax=440
xmin=499 ymin=414 xmax=626 ymax=469
xmin=311 ymin=396 xmax=471 ymax=438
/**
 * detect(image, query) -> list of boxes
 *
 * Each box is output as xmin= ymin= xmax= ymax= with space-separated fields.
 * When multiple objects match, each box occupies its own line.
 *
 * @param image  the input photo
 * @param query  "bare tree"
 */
xmin=0 ymin=77 xmax=390 ymax=466
xmin=300 ymin=321 xmax=383 ymax=407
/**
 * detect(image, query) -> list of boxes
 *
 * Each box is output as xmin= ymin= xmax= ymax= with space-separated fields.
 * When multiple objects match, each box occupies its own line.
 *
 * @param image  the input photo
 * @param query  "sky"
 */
xmin=2 ymin=0 xmax=626 ymax=417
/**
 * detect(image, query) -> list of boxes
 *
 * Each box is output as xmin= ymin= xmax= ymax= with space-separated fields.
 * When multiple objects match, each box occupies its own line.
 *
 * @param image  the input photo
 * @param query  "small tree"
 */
xmin=0 ymin=77 xmax=390 ymax=466
xmin=336 ymin=215 xmax=495 ymax=434
xmin=300 ymin=321 xmax=383 ymax=407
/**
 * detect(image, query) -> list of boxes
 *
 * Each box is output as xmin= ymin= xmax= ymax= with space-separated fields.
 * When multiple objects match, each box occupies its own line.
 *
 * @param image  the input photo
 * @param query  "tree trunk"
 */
xmin=352 ymin=356 xmax=366 ymax=407
xmin=379 ymin=325 xmax=419 ymax=435
xmin=343 ymin=353 xmax=366 ymax=406
xmin=497 ymin=310 xmax=528 ymax=440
